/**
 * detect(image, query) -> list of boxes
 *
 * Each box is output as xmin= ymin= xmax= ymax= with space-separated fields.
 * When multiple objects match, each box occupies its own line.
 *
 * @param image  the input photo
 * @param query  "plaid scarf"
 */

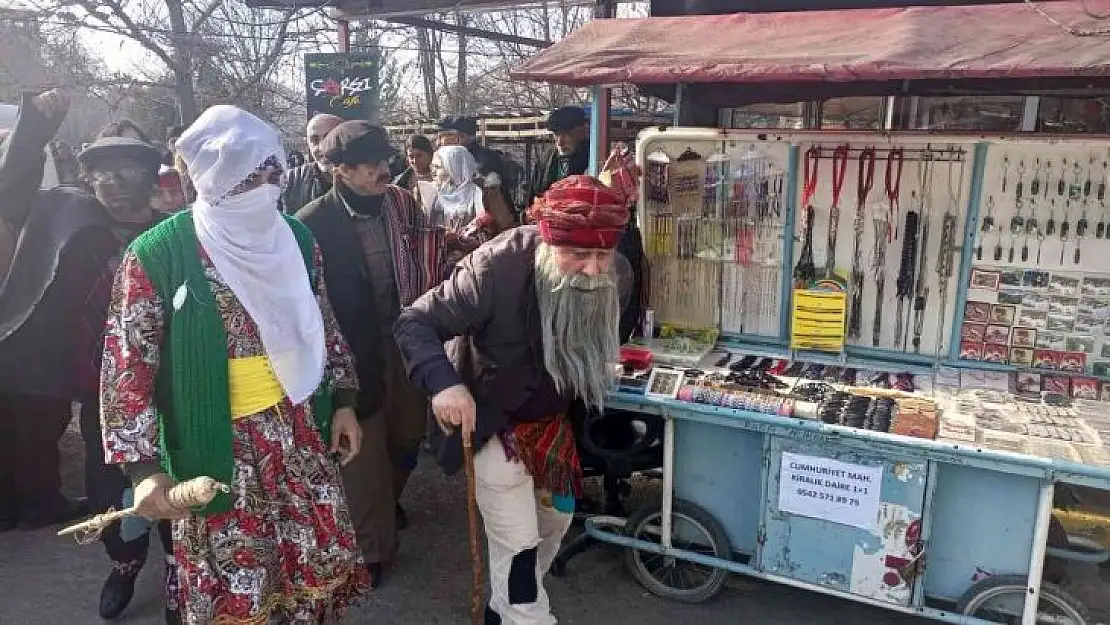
xmin=499 ymin=415 xmax=582 ymax=499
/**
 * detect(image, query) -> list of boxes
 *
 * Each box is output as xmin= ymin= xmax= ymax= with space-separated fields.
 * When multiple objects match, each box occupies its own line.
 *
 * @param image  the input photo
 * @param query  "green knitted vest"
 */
xmin=129 ymin=211 xmax=333 ymax=516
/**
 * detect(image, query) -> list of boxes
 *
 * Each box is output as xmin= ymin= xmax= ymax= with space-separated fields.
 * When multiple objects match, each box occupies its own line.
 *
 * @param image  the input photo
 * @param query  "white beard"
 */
xmin=534 ymin=243 xmax=620 ymax=411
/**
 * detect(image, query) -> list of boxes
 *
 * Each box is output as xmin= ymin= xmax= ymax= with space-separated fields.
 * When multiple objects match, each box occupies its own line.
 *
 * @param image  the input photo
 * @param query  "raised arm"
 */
xmin=0 ymin=90 xmax=68 ymax=228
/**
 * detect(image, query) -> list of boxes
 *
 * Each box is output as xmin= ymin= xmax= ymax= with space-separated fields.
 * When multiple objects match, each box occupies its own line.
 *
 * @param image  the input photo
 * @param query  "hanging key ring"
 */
xmin=802 ymin=146 xmax=821 ymax=208
xmin=831 ymin=144 xmax=850 ymax=209
xmin=885 ymin=148 xmax=905 ymax=241
xmin=857 ymin=146 xmax=877 ymax=206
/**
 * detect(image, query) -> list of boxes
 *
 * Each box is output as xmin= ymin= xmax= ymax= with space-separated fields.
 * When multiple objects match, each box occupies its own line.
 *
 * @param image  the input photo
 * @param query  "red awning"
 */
xmin=510 ymin=2 xmax=1110 ymax=87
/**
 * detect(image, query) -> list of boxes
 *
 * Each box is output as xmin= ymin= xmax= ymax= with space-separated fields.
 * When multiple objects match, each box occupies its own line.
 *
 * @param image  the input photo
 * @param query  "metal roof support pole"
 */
xmin=882 ymin=96 xmax=896 ymax=130
xmin=1020 ymin=96 xmax=1040 ymax=132
xmin=802 ymin=101 xmax=822 ymax=129
xmin=673 ymin=83 xmax=684 ymax=126
xmin=589 ymin=85 xmax=608 ymax=176
xmin=906 ymin=96 xmax=921 ymax=130
xmin=588 ymin=0 xmax=616 ymax=177
xmin=337 ymin=19 xmax=351 ymax=53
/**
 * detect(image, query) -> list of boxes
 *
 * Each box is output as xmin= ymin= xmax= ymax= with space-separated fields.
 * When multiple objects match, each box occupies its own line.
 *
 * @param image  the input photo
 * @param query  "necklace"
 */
xmin=848 ymin=146 xmax=876 ymax=340
xmin=794 ymin=147 xmax=820 ymax=286
xmin=824 ymin=144 xmax=850 ymax=278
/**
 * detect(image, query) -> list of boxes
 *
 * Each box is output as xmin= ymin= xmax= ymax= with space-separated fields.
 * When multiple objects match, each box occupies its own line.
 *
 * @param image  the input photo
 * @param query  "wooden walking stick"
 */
xmin=462 ymin=435 xmax=483 ymax=625
xmin=57 ymin=476 xmax=228 ymax=545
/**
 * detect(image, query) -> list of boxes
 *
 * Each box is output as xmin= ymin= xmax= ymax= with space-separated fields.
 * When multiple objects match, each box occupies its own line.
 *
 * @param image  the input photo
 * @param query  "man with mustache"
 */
xmin=394 ymin=175 xmax=631 ymax=625
xmin=282 ymin=113 xmax=343 ymax=214
xmin=297 ymin=120 xmax=430 ymax=587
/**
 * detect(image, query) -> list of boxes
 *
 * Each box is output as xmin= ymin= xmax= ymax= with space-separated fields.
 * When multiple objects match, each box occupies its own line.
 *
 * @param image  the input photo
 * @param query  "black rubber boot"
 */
xmin=99 ymin=566 xmax=140 ymax=620
xmin=367 ymin=562 xmax=383 ymax=590
xmin=395 ymin=504 xmax=408 ymax=531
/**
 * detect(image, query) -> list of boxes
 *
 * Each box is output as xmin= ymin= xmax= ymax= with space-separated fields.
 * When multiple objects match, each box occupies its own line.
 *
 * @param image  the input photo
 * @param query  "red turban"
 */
xmin=528 ymin=175 xmax=631 ymax=249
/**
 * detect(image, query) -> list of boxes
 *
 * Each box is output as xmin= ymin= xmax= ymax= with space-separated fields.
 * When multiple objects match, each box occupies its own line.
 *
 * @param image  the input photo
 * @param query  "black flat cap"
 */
xmin=320 ymin=120 xmax=394 ymax=167
xmin=437 ymin=115 xmax=478 ymax=136
xmin=78 ymin=137 xmax=162 ymax=173
xmin=547 ymin=107 xmax=588 ymax=132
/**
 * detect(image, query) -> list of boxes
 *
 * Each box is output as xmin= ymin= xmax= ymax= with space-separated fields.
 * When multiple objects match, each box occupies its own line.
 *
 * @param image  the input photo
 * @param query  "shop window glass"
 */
xmin=914 ymin=96 xmax=1024 ymax=131
xmin=719 ymin=98 xmax=883 ymax=130
xmin=719 ymin=103 xmax=805 ymax=130
xmin=1037 ymin=97 xmax=1110 ymax=134
xmin=821 ymin=97 xmax=884 ymax=130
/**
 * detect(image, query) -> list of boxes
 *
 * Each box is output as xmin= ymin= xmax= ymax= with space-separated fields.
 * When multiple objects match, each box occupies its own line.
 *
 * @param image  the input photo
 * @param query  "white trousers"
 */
xmin=475 ymin=438 xmax=574 ymax=625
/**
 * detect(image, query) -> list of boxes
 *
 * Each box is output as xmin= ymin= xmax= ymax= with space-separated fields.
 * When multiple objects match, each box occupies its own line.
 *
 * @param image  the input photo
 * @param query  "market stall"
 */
xmin=510 ymin=3 xmax=1110 ymax=625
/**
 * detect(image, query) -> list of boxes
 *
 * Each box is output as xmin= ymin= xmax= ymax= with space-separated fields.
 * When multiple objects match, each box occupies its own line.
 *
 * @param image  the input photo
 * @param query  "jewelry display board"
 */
xmin=634 ymin=129 xmax=1110 ymax=397
xmin=959 ymin=144 xmax=1110 ymax=390
xmin=636 ymin=129 xmax=973 ymax=362
xmin=639 ymin=129 xmax=791 ymax=338
xmin=791 ymin=139 xmax=971 ymax=359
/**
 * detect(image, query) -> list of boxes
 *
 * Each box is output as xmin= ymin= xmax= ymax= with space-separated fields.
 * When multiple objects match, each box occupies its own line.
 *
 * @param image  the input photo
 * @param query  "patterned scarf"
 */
xmin=500 ymin=415 xmax=582 ymax=499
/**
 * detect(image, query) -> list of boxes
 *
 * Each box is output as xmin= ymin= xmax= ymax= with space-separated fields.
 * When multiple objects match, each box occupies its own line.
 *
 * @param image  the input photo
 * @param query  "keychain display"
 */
xmin=642 ymin=140 xmax=787 ymax=334
xmin=637 ymin=130 xmax=1110 ymax=396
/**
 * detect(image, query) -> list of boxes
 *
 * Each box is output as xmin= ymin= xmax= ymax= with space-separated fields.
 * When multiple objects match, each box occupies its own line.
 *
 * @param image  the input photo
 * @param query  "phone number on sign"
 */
xmin=795 ymin=488 xmax=861 ymax=507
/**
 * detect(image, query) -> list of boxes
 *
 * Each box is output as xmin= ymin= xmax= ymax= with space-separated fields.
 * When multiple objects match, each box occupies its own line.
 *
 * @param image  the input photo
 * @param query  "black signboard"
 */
xmin=304 ymin=52 xmax=380 ymax=121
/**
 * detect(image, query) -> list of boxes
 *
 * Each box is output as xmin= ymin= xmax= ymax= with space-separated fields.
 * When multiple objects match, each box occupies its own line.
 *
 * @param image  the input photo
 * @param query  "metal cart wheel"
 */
xmin=956 ymin=574 xmax=1092 ymax=625
xmin=622 ymin=500 xmax=732 ymax=604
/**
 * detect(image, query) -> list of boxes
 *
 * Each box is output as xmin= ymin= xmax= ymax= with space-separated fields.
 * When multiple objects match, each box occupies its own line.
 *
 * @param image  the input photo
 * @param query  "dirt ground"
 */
xmin=0 ymin=420 xmax=1105 ymax=625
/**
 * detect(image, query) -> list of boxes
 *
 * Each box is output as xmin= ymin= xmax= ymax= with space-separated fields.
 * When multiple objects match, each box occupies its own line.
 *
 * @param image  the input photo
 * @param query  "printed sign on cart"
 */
xmin=778 ymin=452 xmax=883 ymax=530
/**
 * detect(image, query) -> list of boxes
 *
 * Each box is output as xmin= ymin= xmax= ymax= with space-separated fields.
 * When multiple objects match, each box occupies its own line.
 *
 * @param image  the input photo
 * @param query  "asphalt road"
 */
xmin=0 ymin=423 xmax=1100 ymax=625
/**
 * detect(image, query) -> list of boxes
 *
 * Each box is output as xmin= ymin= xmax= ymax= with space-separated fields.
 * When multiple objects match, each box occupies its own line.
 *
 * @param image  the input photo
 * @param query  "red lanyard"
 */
xmin=830 ymin=144 xmax=849 ymax=208
xmin=802 ymin=146 xmax=821 ymax=208
xmin=885 ymin=148 xmax=905 ymax=241
xmin=857 ymin=147 xmax=876 ymax=207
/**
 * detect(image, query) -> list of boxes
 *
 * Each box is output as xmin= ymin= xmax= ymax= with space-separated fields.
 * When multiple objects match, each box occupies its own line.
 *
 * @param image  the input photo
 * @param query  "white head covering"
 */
xmin=432 ymin=145 xmax=483 ymax=220
xmin=175 ymin=105 xmax=325 ymax=405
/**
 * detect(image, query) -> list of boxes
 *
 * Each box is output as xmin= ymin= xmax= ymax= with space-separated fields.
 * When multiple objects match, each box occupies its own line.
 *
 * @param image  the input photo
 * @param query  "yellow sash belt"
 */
xmin=229 ymin=356 xmax=285 ymax=419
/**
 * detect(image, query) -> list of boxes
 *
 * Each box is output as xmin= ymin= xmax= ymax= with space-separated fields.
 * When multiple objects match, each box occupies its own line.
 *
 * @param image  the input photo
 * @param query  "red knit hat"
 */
xmin=158 ymin=165 xmax=182 ymax=190
xmin=528 ymin=175 xmax=631 ymax=249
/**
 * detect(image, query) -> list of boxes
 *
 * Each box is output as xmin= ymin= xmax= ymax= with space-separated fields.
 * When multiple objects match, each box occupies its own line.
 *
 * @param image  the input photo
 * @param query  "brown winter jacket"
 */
xmin=393 ymin=225 xmax=631 ymax=475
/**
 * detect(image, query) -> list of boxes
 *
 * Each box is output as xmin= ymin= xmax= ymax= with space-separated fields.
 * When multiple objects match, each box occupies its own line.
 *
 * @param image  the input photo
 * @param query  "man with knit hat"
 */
xmin=395 ymin=175 xmax=632 ymax=625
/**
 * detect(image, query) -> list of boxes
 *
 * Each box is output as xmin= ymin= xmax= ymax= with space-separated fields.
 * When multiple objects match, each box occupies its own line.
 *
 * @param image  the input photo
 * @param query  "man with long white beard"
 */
xmin=394 ymin=175 xmax=631 ymax=625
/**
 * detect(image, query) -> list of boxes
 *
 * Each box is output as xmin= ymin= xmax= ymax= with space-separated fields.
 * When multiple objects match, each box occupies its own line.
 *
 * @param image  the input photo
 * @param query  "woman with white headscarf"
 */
xmin=416 ymin=144 xmax=515 ymax=280
xmin=98 ymin=105 xmax=369 ymax=624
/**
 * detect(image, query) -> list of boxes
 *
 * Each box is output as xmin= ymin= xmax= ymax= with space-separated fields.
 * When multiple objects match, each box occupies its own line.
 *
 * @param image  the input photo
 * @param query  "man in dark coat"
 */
xmin=281 ymin=113 xmax=342 ymax=214
xmin=436 ymin=115 xmax=518 ymax=215
xmin=394 ymin=175 xmax=631 ymax=625
xmin=0 ymin=92 xmax=174 ymax=621
xmin=527 ymin=106 xmax=590 ymax=209
xmin=0 ymin=90 xmax=89 ymax=532
xmin=296 ymin=121 xmax=430 ymax=587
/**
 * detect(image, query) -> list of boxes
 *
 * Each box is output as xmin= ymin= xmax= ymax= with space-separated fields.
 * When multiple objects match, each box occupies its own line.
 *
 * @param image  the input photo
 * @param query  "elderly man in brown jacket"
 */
xmin=394 ymin=175 xmax=632 ymax=625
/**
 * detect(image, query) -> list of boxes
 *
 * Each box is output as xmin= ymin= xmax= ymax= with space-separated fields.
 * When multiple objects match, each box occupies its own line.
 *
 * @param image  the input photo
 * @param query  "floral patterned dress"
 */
xmin=99 ymin=243 xmax=370 ymax=625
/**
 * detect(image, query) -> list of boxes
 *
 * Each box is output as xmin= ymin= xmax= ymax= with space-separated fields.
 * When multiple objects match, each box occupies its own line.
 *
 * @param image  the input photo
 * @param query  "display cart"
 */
xmin=506 ymin=4 xmax=1110 ymax=624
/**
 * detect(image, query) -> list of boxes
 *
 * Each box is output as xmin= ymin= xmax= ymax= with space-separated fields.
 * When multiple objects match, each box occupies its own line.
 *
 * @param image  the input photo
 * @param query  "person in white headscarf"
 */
xmin=98 ymin=104 xmax=370 ymax=624
xmin=416 ymin=144 xmax=515 ymax=280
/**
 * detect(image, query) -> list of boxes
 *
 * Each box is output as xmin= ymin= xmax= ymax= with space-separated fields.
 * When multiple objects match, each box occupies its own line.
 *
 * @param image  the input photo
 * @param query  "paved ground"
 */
xmin=0 ymin=424 xmax=1105 ymax=624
